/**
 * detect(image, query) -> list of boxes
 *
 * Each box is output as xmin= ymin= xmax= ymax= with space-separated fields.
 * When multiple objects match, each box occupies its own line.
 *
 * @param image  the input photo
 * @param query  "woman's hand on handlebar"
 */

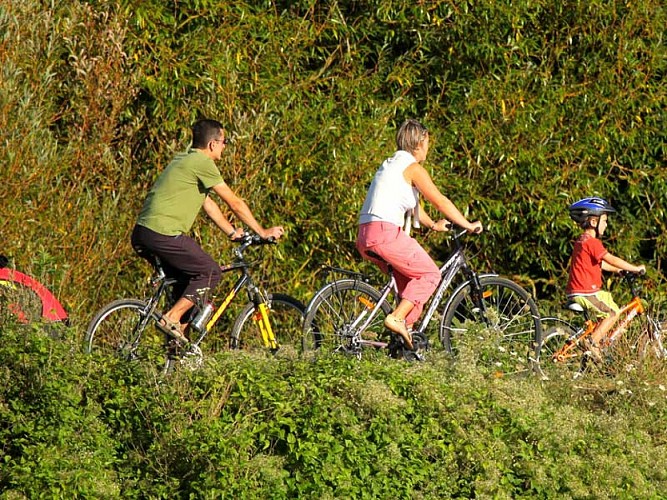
xmin=431 ymin=219 xmax=451 ymax=232
xmin=467 ymin=221 xmax=483 ymax=234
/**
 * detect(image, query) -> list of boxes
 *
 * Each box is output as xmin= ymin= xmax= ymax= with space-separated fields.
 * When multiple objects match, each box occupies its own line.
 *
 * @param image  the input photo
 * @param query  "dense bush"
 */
xmin=2 ymin=325 xmax=667 ymax=497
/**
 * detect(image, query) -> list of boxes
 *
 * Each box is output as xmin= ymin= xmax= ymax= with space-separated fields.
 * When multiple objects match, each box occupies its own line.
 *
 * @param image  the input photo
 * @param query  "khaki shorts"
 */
xmin=570 ymin=291 xmax=620 ymax=319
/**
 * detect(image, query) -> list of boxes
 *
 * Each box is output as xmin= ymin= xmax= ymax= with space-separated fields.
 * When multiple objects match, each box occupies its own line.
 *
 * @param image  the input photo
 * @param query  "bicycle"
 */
xmin=536 ymin=271 xmax=666 ymax=379
xmin=85 ymin=233 xmax=305 ymax=373
xmin=302 ymin=226 xmax=542 ymax=372
xmin=0 ymin=255 xmax=69 ymax=326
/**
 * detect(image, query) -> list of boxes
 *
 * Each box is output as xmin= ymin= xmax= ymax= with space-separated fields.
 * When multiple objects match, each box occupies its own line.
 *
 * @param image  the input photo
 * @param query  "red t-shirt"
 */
xmin=566 ymin=233 xmax=608 ymax=295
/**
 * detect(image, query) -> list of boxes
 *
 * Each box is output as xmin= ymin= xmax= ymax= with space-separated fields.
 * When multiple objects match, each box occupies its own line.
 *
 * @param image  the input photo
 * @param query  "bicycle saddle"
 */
xmin=563 ymin=300 xmax=585 ymax=313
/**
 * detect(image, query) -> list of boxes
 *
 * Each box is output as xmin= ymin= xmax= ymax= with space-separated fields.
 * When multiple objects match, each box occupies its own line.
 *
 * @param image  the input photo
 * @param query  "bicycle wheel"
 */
xmin=535 ymin=318 xmax=587 ymax=379
xmin=230 ymin=293 xmax=306 ymax=352
xmin=302 ymin=279 xmax=392 ymax=356
xmin=637 ymin=312 xmax=667 ymax=361
xmin=0 ymin=280 xmax=43 ymax=324
xmin=440 ymin=276 xmax=541 ymax=374
xmin=85 ymin=299 xmax=171 ymax=373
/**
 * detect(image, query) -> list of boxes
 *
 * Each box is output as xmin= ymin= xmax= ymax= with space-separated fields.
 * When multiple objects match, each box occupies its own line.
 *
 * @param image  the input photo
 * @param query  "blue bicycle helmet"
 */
xmin=568 ymin=197 xmax=616 ymax=224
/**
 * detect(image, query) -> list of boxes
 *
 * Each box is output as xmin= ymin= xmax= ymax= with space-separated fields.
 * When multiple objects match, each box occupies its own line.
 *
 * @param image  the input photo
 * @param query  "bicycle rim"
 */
xmin=302 ymin=280 xmax=391 ymax=357
xmin=230 ymin=294 xmax=305 ymax=352
xmin=637 ymin=312 xmax=667 ymax=362
xmin=440 ymin=276 xmax=541 ymax=374
xmin=0 ymin=280 xmax=43 ymax=325
xmin=85 ymin=299 xmax=170 ymax=373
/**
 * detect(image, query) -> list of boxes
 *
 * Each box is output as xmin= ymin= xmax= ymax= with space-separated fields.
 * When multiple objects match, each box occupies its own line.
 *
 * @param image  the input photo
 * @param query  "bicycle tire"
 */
xmin=0 ymin=280 xmax=43 ymax=324
xmin=637 ymin=312 xmax=667 ymax=361
xmin=85 ymin=299 xmax=171 ymax=373
xmin=302 ymin=279 xmax=392 ymax=356
xmin=440 ymin=276 xmax=541 ymax=374
xmin=534 ymin=318 xmax=587 ymax=380
xmin=230 ymin=293 xmax=306 ymax=352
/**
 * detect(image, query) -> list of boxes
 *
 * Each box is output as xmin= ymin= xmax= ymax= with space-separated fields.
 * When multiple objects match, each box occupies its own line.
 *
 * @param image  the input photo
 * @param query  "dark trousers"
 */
xmin=131 ymin=225 xmax=222 ymax=303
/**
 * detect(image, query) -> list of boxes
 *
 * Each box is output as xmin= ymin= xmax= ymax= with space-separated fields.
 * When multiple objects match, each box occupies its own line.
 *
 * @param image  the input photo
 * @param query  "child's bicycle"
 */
xmin=302 ymin=226 xmax=542 ymax=372
xmin=535 ymin=271 xmax=666 ymax=379
xmin=0 ymin=255 xmax=69 ymax=326
xmin=85 ymin=233 xmax=305 ymax=373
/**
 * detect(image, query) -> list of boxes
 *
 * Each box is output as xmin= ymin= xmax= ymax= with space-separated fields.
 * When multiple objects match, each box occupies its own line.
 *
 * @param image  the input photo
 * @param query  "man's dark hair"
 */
xmin=191 ymin=119 xmax=224 ymax=149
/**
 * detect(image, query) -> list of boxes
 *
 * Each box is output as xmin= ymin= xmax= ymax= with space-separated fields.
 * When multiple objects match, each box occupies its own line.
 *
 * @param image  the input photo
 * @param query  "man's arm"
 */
xmin=210 ymin=182 xmax=283 ymax=240
xmin=202 ymin=196 xmax=240 ymax=239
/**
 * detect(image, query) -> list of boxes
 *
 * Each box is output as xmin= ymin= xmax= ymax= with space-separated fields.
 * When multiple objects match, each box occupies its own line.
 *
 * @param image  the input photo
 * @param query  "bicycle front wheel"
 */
xmin=302 ymin=279 xmax=392 ymax=356
xmin=85 ymin=299 xmax=170 ymax=373
xmin=230 ymin=293 xmax=306 ymax=352
xmin=440 ymin=276 xmax=541 ymax=374
xmin=637 ymin=312 xmax=667 ymax=361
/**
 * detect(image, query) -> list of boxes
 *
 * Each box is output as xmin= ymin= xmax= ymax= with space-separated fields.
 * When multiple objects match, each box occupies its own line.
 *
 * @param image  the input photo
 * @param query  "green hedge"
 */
xmin=2 ymin=325 xmax=667 ymax=497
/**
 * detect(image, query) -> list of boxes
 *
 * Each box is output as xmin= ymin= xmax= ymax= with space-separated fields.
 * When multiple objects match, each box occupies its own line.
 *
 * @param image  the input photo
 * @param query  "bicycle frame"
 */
xmin=201 ymin=262 xmax=278 ymax=350
xmin=552 ymin=275 xmax=648 ymax=363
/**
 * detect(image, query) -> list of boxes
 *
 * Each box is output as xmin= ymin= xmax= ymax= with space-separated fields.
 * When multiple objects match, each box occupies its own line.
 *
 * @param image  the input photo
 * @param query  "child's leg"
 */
xmin=572 ymin=291 xmax=620 ymax=346
xmin=590 ymin=312 xmax=618 ymax=346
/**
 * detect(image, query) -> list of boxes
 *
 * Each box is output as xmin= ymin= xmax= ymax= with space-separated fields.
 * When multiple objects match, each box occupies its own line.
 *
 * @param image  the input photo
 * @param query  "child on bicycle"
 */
xmin=566 ymin=197 xmax=645 ymax=356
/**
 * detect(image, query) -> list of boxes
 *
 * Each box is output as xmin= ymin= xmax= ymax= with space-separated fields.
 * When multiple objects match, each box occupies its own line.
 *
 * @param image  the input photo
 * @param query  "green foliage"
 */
xmin=3 ymin=325 xmax=667 ymax=497
xmin=2 ymin=0 xmax=667 ymax=496
xmin=2 ymin=0 xmax=665 ymax=318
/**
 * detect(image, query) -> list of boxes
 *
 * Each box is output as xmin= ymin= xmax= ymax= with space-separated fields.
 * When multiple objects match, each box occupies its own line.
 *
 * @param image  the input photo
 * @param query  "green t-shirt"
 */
xmin=136 ymin=149 xmax=224 ymax=236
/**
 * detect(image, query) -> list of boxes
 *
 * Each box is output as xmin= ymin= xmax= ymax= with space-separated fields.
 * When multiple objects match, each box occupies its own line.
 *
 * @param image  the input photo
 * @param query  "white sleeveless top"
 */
xmin=358 ymin=150 xmax=420 ymax=229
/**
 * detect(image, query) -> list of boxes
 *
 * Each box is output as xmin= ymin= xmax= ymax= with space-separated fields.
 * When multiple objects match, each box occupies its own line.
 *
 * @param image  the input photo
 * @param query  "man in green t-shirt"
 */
xmin=131 ymin=119 xmax=284 ymax=341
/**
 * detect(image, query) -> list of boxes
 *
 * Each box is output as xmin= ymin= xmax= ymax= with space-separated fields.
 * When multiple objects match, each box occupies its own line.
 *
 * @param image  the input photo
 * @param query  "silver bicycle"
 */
xmin=302 ymin=227 xmax=542 ymax=372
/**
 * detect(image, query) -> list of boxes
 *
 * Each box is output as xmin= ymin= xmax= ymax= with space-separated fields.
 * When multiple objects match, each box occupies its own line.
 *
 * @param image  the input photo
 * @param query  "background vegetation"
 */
xmin=1 ymin=0 xmax=665 ymax=496
xmin=1 ymin=0 xmax=665 ymax=315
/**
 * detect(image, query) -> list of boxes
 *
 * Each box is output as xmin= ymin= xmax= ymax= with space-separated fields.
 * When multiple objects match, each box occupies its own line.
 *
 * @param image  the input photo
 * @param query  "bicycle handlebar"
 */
xmin=619 ymin=269 xmax=647 ymax=298
xmin=232 ymin=232 xmax=278 ymax=259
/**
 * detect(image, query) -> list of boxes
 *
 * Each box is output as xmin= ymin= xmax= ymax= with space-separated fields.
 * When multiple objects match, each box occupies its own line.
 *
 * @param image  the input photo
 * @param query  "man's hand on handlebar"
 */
xmin=262 ymin=226 xmax=285 ymax=240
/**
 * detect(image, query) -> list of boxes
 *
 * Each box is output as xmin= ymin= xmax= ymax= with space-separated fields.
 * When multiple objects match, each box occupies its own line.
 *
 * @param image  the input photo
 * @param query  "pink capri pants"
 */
xmin=356 ymin=221 xmax=440 ymax=326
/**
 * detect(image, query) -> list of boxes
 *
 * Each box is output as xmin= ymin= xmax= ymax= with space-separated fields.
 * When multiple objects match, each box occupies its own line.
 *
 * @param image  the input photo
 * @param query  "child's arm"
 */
xmin=602 ymin=253 xmax=645 ymax=274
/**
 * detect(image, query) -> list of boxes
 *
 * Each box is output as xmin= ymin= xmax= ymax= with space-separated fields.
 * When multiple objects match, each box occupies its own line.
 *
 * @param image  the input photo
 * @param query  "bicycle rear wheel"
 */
xmin=85 ymin=299 xmax=171 ymax=373
xmin=302 ymin=279 xmax=392 ymax=356
xmin=440 ymin=276 xmax=541 ymax=374
xmin=535 ymin=318 xmax=588 ymax=379
xmin=230 ymin=293 xmax=305 ymax=352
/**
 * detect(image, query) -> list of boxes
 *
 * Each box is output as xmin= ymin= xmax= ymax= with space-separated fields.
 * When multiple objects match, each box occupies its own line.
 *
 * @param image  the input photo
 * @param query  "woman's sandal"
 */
xmin=156 ymin=317 xmax=188 ymax=344
xmin=384 ymin=314 xmax=413 ymax=350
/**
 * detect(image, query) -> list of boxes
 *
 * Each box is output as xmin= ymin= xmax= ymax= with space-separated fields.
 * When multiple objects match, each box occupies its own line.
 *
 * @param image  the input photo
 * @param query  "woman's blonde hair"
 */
xmin=396 ymin=119 xmax=429 ymax=153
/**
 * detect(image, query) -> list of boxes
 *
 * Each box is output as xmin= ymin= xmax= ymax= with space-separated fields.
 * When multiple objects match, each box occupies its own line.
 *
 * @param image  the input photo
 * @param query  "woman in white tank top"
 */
xmin=356 ymin=119 xmax=483 ymax=349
